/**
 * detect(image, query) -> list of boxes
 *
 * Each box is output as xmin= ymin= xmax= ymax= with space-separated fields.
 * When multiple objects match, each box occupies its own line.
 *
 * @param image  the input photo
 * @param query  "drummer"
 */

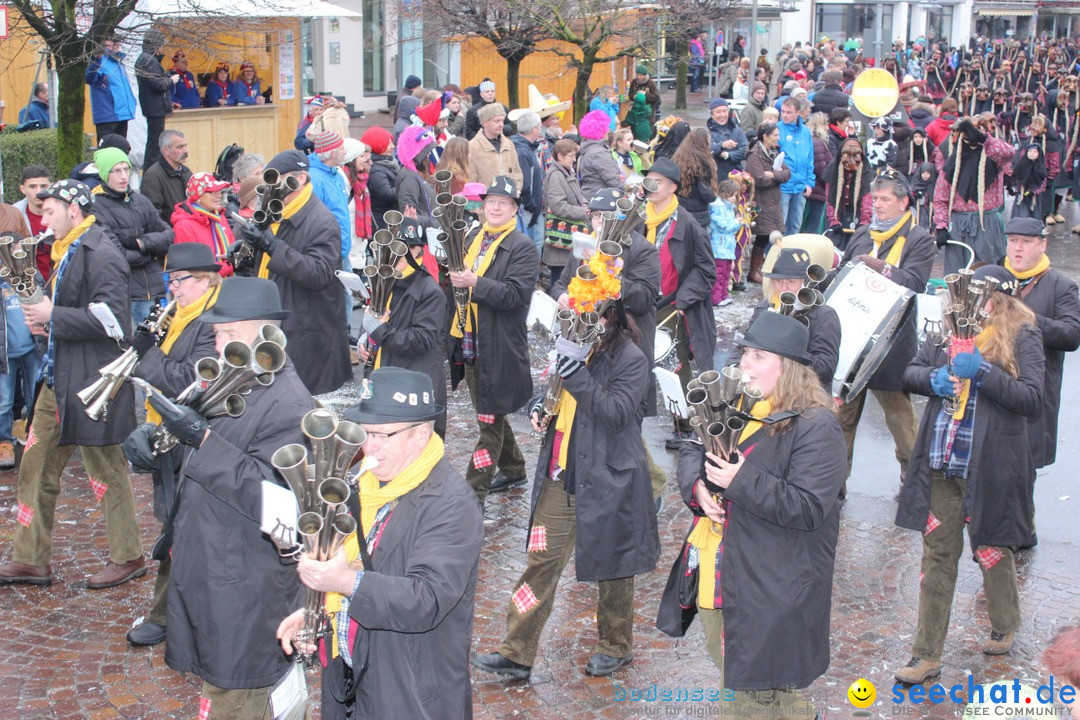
xmin=827 ymin=168 xmax=935 ymax=487
xmin=746 ymin=247 xmax=840 ymax=390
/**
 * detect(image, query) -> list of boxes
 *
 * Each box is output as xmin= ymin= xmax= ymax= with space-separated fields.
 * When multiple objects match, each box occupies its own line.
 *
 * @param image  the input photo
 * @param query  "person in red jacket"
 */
xmin=170 ymin=172 xmax=235 ymax=276
xmin=925 ymin=97 xmax=960 ymax=148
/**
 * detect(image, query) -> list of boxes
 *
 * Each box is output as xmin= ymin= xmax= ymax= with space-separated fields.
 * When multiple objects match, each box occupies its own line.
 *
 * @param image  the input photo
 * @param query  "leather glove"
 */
xmin=123 ymin=423 xmax=159 ymax=472
xmin=555 ymin=354 xmax=585 ymax=380
xmin=829 ymin=224 xmax=843 ymax=236
xmin=951 ymin=348 xmax=984 ymax=379
xmin=240 ymin=221 xmax=279 ymax=254
xmin=958 ymin=118 xmax=988 ymax=145
xmin=935 ymin=228 xmax=950 ymax=248
xmin=856 ymin=254 xmax=886 ymax=274
xmin=130 ymin=326 xmax=158 ymax=358
xmin=147 ymin=393 xmax=209 ymax=448
xmin=930 ymin=366 xmax=954 ymax=398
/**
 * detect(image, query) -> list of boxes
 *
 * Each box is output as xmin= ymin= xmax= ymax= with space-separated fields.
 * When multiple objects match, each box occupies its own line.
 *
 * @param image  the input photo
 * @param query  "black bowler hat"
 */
xmin=736 ymin=312 xmax=812 ymax=365
xmin=647 ymin=157 xmax=681 ymax=189
xmin=343 ymin=367 xmax=443 ymax=424
xmin=764 ymin=248 xmax=813 ymax=279
xmin=163 ymin=243 xmax=222 ymax=273
xmin=481 ymin=175 xmax=520 ymax=201
xmin=198 ymin=277 xmax=290 ymax=323
xmin=399 ymin=217 xmax=426 ymax=247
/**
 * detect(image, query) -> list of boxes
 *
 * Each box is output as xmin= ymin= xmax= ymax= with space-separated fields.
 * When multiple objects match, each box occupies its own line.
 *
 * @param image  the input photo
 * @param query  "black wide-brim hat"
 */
xmin=343 ymin=367 xmax=443 ymax=424
xmin=163 ymin=242 xmax=222 ymax=273
xmin=480 ymin=175 xmax=520 ymax=201
xmin=197 ymin=277 xmax=290 ymax=323
xmin=764 ymin=247 xmax=812 ymax=279
xmin=646 ymin=157 xmax=681 ymax=189
xmin=736 ymin=311 xmax=812 ymax=365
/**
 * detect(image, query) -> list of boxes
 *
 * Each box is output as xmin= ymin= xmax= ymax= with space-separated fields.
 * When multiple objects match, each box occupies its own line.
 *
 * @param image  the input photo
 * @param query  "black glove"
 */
xmin=123 ymin=423 xmax=160 ymax=472
xmin=147 ymin=394 xmax=209 ymax=448
xmin=130 ymin=326 xmax=158 ymax=357
xmin=829 ymin=224 xmax=843 ymax=236
xmin=239 ymin=221 xmax=279 ymax=254
xmin=555 ymin=354 xmax=584 ymax=380
xmin=958 ymin=118 xmax=987 ymax=145
xmin=117 ymin=234 xmax=141 ymax=252
xmin=935 ymin=228 xmax=950 ymax=248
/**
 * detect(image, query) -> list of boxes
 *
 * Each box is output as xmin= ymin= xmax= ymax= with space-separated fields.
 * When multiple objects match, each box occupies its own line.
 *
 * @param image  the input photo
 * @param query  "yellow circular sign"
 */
xmin=851 ymin=68 xmax=900 ymax=118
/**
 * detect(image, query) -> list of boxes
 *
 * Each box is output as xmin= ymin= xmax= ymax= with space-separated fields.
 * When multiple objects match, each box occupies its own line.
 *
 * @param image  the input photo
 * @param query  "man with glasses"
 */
xmin=90 ymin=146 xmax=174 ymax=325
xmin=277 ymin=366 xmax=483 ymax=720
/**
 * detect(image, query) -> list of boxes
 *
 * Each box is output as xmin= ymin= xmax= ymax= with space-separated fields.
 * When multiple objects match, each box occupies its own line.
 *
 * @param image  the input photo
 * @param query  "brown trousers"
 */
xmin=464 ymin=364 xmax=526 ymax=502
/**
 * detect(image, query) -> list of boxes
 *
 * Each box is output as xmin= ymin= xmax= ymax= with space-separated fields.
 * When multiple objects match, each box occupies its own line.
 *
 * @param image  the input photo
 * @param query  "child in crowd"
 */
xmin=866 ymin=116 xmax=898 ymax=172
xmin=0 ymin=256 xmax=42 ymax=468
xmin=910 ymin=162 xmax=936 ymax=229
xmin=708 ymin=179 xmax=742 ymax=307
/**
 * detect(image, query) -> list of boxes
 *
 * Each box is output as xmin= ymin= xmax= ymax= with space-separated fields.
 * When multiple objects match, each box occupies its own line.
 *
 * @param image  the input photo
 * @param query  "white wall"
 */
xmin=313 ymin=8 xmax=365 ymax=107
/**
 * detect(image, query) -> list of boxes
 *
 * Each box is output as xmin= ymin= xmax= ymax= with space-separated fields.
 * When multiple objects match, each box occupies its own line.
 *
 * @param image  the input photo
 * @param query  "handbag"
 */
xmin=543 ymin=214 xmax=588 ymax=250
xmin=656 ymin=529 xmax=700 ymax=638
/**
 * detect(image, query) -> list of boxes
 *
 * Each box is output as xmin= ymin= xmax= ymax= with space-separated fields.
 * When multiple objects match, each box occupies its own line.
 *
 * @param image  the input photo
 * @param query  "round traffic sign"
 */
xmin=716 ymin=30 xmax=725 ymax=47
xmin=851 ymin=68 xmax=899 ymax=118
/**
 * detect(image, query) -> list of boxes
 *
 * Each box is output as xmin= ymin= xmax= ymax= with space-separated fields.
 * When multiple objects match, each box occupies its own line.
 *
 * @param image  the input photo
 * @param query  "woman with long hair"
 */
xmin=894 ymin=265 xmax=1045 ymax=684
xmin=230 ymin=61 xmax=264 ymax=105
xmin=662 ymin=311 xmax=846 ymax=715
xmin=671 ymin=127 xmax=718 ymax=230
xmin=435 ymin=136 xmax=470 ymax=195
xmin=743 ymin=122 xmax=790 ymax=282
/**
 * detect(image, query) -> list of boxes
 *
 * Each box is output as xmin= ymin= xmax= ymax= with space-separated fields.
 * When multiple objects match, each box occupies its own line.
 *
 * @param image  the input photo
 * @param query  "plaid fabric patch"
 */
xmin=527 ymin=525 xmax=547 ymax=553
xmin=25 ymin=425 xmax=38 ymax=451
xmin=198 ymin=696 xmax=212 ymax=720
xmin=511 ymin=582 xmax=539 ymax=615
xmin=88 ymin=477 xmax=108 ymax=502
xmin=477 ymin=413 xmax=496 ymax=424
xmin=976 ymin=546 xmax=1005 ymax=570
xmin=471 ymin=449 xmax=493 ymax=470
xmin=16 ymin=501 xmax=33 ymax=527
xmin=925 ymin=512 xmax=941 ymax=535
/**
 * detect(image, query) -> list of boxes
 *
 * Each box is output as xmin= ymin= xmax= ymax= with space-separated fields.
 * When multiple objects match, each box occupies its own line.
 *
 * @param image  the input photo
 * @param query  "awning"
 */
xmin=137 ymin=0 xmax=360 ymax=19
xmin=977 ymin=8 xmax=1036 ymax=16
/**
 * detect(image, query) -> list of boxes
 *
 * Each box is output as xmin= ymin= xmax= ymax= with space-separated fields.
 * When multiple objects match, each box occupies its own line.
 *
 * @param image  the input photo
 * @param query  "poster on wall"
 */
xmin=278 ymin=31 xmax=296 ymax=100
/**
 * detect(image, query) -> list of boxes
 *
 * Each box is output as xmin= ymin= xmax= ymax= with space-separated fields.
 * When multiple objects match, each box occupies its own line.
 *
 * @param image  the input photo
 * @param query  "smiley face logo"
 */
xmin=848 ymin=678 xmax=876 ymax=708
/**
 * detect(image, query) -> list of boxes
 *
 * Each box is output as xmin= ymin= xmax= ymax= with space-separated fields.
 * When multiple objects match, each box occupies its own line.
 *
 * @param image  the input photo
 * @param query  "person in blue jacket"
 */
xmin=777 ymin=97 xmax=815 ymax=236
xmin=85 ymin=36 xmax=137 ymax=139
xmin=588 ymin=85 xmax=620 ymax=132
xmin=230 ymin=61 xmax=265 ymax=105
xmin=169 ymin=51 xmax=201 ymax=109
xmin=18 ymin=83 xmax=51 ymax=129
xmin=203 ymin=62 xmax=234 ymax=107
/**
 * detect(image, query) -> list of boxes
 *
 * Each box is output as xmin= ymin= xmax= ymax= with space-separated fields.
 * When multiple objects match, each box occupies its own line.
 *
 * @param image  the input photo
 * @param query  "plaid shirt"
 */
xmin=336 ymin=501 xmax=394 ymax=668
xmin=927 ymin=361 xmax=991 ymax=478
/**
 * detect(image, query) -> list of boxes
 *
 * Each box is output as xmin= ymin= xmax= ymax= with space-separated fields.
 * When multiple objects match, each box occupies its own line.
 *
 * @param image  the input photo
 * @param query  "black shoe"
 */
xmin=664 ymin=430 xmax=692 ymax=450
xmin=471 ymin=651 xmax=531 ymax=679
xmin=489 ymin=472 xmax=527 ymax=493
xmin=585 ymin=652 xmax=633 ymax=676
xmin=655 ymin=496 xmax=663 ymax=515
xmin=126 ymin=620 xmax=166 ymax=646
xmin=732 ymin=281 xmax=746 ymax=292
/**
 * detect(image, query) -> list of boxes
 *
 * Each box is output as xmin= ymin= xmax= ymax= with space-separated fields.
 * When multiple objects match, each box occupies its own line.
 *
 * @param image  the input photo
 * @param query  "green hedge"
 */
xmin=0 ymin=129 xmax=92 ymax=204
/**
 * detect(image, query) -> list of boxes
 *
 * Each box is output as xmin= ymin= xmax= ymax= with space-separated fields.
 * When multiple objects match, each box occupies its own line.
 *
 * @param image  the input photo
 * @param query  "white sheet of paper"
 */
xmin=527 ymin=290 xmax=559 ymax=334
xmin=335 ymin=270 xmax=370 ymax=300
xmin=572 ymin=231 xmax=597 ymax=260
xmin=654 ymin=367 xmax=689 ymax=419
xmin=261 ymin=481 xmax=299 ymax=550
xmin=268 ymin=661 xmax=307 ymax=720
xmin=88 ymin=302 xmax=125 ymax=340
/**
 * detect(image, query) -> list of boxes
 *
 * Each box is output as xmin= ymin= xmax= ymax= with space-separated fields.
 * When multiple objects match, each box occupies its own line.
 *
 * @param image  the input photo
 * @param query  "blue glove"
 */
xmin=950 ymin=349 xmax=983 ymax=379
xmin=930 ymin=366 xmax=954 ymax=398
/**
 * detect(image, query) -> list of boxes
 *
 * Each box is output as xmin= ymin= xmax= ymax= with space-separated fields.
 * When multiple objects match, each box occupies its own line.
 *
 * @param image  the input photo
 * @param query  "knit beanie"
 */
xmin=636 ymin=65 xmax=649 ymax=75
xmin=361 ymin=126 xmax=393 ymax=155
xmin=578 ymin=110 xmax=611 ymax=140
xmin=405 ymin=75 xmax=422 ymax=90
xmin=94 ymin=147 xmax=130 ymax=181
xmin=313 ymin=130 xmax=344 ymax=154
xmin=479 ymin=79 xmax=496 ymax=93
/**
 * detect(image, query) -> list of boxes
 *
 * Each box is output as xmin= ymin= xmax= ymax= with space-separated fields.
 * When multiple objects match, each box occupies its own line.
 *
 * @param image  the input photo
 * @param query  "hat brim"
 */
xmin=162 ymin=263 xmax=223 ymax=273
xmin=762 ymin=269 xmax=804 ymax=279
xmin=479 ymin=189 xmax=519 ymax=202
xmin=198 ymin=308 xmax=290 ymax=323
xmin=735 ymin=332 xmax=812 ymax=366
xmin=343 ymin=403 xmax=444 ymax=425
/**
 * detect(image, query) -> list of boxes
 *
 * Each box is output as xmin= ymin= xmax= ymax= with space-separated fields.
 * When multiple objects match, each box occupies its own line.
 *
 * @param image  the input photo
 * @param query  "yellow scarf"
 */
xmin=145 ymin=286 xmax=219 ymax=424
xmin=373 ymin=261 xmax=417 ymax=370
xmin=1005 ymin=254 xmax=1050 ymax=280
xmin=449 ymin=219 xmax=516 ymax=339
xmin=952 ymin=325 xmax=995 ymax=421
xmin=257 ymin=183 xmax=313 ymax=278
xmin=323 ymin=432 xmax=444 ymax=657
xmin=688 ymin=398 xmax=772 ymax=608
xmin=868 ymin=210 xmax=912 ymax=267
xmin=50 ymin=215 xmax=96 ymax=289
xmin=645 ymin=197 xmax=679 ymax=246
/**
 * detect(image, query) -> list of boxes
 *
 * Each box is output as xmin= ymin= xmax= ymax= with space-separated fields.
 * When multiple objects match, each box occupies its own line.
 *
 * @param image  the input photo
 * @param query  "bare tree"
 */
xmin=663 ymin=0 xmax=742 ymax=109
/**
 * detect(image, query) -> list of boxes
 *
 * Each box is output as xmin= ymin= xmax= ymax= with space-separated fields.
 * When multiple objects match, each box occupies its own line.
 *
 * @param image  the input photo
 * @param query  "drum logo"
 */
xmin=864 ymin=274 xmax=886 ymax=293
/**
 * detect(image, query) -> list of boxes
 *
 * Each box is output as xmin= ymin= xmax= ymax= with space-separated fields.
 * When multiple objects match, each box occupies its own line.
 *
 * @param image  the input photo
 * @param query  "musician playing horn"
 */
xmin=0 ymin=180 xmax=145 ymax=590
xmin=277 ymin=367 xmax=483 ymax=719
xmin=124 ymin=243 xmax=221 ymax=647
xmin=748 ymin=247 xmax=840 ymax=389
xmin=666 ymin=312 xmax=846 ymax=717
xmin=125 ymin=277 xmax=314 ymax=718
xmin=829 ymin=170 xmax=935 ymax=487
xmin=894 ymin=265 xmax=1045 ymax=683
xmin=355 ymin=218 xmax=448 ymax=436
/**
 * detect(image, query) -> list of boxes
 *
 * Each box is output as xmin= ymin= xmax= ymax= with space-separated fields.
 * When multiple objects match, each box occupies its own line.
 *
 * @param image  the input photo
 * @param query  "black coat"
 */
xmin=663 ymin=210 xmax=716 ymax=372
xmin=532 ymin=336 xmax=659 ymax=581
xmin=135 ymin=41 xmax=172 ymax=119
xmin=677 ymin=406 xmax=847 ymax=689
xmin=166 ymin=361 xmax=314 ymax=688
xmin=394 ymin=169 xmax=436 ymax=228
xmin=833 ymin=219 xmax=935 ymax=392
xmin=341 ymin=458 xmax=483 ymax=719
xmin=511 ymin=134 xmax=544 ymax=217
xmin=1016 ymin=267 xmax=1080 ymax=467
xmin=369 ymin=155 xmax=400 ymax=229
xmin=896 ymin=325 xmax=1045 ymax=548
xmin=678 ymin=180 xmax=717 ymax=231
xmin=92 ymin=186 xmax=174 ymax=301
xmin=750 ymin=302 xmax=841 ymax=389
xmin=263 ymin=192 xmax=352 ymax=395
xmin=554 ymin=232 xmax=661 ymax=415
xmin=141 ymin=158 xmax=192 ymax=225
xmin=810 ymin=84 xmax=850 ymax=116
xmin=457 ymin=227 xmax=539 ymax=414
xmin=50 ymin=223 xmax=135 ymax=446
xmin=370 ymin=270 xmax=448 ymax=435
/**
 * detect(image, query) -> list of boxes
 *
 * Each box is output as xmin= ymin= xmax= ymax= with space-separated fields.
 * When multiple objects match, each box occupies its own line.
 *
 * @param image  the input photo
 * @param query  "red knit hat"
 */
xmin=361 ymin=126 xmax=393 ymax=155
xmin=313 ymin=130 xmax=344 ymax=154
xmin=415 ymin=101 xmax=441 ymax=127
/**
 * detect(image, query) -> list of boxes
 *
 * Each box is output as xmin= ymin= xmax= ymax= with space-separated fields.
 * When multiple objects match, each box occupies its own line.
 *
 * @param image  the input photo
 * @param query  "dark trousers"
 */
xmin=143 ymin=116 xmax=166 ymax=169
xmin=95 ymin=121 xmax=129 ymax=140
xmin=464 ymin=364 xmax=526 ymax=502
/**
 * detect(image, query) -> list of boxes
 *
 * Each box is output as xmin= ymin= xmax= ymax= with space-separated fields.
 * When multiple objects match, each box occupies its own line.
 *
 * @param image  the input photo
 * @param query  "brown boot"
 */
xmin=983 ymin=630 xmax=1015 ymax=655
xmin=87 ymin=556 xmax=147 ymax=590
xmin=0 ymin=441 xmax=14 ymax=469
xmin=894 ymin=657 xmax=942 ymax=684
xmin=0 ymin=561 xmax=53 ymax=585
xmin=747 ymin=247 xmax=766 ymax=284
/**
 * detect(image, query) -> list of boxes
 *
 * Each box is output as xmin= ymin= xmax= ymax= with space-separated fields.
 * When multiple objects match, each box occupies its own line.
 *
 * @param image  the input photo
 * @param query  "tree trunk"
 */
xmin=674 ymin=39 xmax=688 ymax=110
xmin=571 ymin=53 xmax=597 ymax=123
xmin=506 ymin=57 xmax=521 ymax=110
xmin=55 ymin=61 xmax=87 ymax=178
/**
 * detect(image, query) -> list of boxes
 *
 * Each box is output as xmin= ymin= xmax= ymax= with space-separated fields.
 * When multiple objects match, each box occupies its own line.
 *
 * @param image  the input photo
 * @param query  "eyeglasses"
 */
xmin=166 ymin=274 xmax=193 ymax=288
xmin=362 ymin=422 xmax=422 ymax=442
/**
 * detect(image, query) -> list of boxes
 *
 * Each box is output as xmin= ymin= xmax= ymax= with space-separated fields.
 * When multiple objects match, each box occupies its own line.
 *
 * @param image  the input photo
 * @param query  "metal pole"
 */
xmin=750 ymin=0 xmax=759 ymax=69
xmin=876 ymin=3 xmax=885 ymax=64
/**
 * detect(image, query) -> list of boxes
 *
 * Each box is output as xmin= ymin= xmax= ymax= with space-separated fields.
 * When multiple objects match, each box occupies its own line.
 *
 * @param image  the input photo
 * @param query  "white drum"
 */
xmin=824 ymin=261 xmax=915 ymax=402
xmin=654 ymin=327 xmax=675 ymax=367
